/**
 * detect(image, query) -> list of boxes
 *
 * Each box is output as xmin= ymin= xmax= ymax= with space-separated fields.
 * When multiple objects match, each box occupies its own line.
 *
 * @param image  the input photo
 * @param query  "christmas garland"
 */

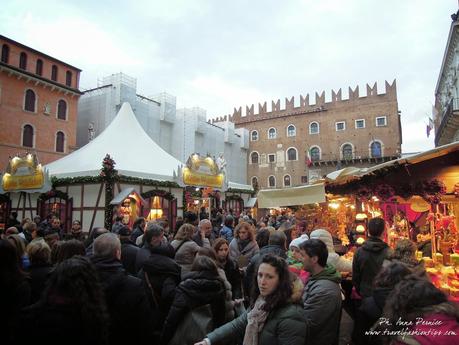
xmin=226 ymin=188 xmax=255 ymax=195
xmin=141 ymin=190 xmax=176 ymax=201
xmin=38 ymin=189 xmax=69 ymax=201
xmin=101 ymin=154 xmax=117 ymax=229
xmin=327 ymin=178 xmax=448 ymax=204
xmin=51 ymin=174 xmax=180 ymax=188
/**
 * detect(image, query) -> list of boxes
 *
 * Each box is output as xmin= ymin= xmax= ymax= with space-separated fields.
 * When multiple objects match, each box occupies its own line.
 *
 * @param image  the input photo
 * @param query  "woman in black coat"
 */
xmin=26 ymin=240 xmax=54 ymax=304
xmin=0 ymin=239 xmax=30 ymax=345
xmin=160 ymin=255 xmax=226 ymax=345
xmin=213 ymin=238 xmax=242 ymax=299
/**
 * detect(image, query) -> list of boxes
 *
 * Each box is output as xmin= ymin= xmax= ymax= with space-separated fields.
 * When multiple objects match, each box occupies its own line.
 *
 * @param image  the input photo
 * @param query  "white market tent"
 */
xmin=45 ymin=102 xmax=183 ymax=181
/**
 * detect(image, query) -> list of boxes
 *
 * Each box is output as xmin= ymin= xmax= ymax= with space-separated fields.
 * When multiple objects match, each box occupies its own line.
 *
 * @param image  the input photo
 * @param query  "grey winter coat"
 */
xmin=171 ymin=239 xmax=210 ymax=275
xmin=302 ymin=264 xmax=342 ymax=345
xmin=228 ymin=238 xmax=259 ymax=268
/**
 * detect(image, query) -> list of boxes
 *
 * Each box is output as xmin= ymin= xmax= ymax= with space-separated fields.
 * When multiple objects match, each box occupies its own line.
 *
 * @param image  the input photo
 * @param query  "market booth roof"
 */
xmin=326 ymin=141 xmax=459 ymax=186
xmin=257 ymin=183 xmax=326 ymax=208
xmin=45 ymin=102 xmax=183 ymax=181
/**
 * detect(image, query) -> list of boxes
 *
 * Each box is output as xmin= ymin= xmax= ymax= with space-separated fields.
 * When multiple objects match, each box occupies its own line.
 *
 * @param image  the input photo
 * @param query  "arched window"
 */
xmin=268 ymin=127 xmax=277 ymax=139
xmin=251 ymin=130 xmax=258 ymax=141
xmin=22 ymin=124 xmax=34 ymax=148
xmin=57 ymin=100 xmax=67 ymax=120
xmin=310 ymin=146 xmax=321 ymax=162
xmin=56 ymin=131 xmax=65 ymax=152
xmin=287 ymin=124 xmax=296 ymax=137
xmin=250 ymin=152 xmax=259 ymax=164
xmin=309 ymin=122 xmax=319 ymax=134
xmin=1 ymin=44 xmax=9 ymax=63
xmin=283 ymin=175 xmax=291 ymax=187
xmin=24 ymin=89 xmax=36 ymax=112
xmin=342 ymin=144 xmax=353 ymax=160
xmin=36 ymin=59 xmax=43 ymax=76
xmin=51 ymin=65 xmax=58 ymax=81
xmin=268 ymin=175 xmax=276 ymax=188
xmin=287 ymin=147 xmax=297 ymax=161
xmin=251 ymin=176 xmax=258 ymax=189
xmin=66 ymin=71 xmax=72 ymax=87
xmin=19 ymin=52 xmax=27 ymax=70
xmin=370 ymin=141 xmax=382 ymax=158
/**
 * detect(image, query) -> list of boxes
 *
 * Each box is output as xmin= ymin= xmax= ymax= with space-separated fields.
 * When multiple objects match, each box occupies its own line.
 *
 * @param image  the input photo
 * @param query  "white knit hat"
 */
xmin=289 ymin=234 xmax=309 ymax=250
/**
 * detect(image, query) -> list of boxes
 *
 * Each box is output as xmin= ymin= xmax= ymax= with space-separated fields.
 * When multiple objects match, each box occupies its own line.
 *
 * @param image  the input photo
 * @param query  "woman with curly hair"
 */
xmin=16 ymin=256 xmax=109 ymax=345
xmin=172 ymin=223 xmax=211 ymax=275
xmin=228 ymin=222 xmax=259 ymax=269
xmin=380 ymin=276 xmax=459 ymax=345
xmin=194 ymin=254 xmax=306 ymax=345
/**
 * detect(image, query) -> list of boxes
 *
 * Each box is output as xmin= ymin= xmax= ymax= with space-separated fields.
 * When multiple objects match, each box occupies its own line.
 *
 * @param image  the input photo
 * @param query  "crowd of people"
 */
xmin=1 ymin=210 xmax=458 ymax=345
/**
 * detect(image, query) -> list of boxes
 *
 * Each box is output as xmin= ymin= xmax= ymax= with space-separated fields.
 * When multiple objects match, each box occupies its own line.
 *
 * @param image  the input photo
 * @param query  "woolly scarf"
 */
xmin=243 ymin=296 xmax=268 ymax=345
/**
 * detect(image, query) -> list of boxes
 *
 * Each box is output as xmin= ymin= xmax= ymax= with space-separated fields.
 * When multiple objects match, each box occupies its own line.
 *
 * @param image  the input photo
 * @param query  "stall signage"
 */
xmin=2 ymin=153 xmax=45 ymax=191
xmin=182 ymin=153 xmax=225 ymax=189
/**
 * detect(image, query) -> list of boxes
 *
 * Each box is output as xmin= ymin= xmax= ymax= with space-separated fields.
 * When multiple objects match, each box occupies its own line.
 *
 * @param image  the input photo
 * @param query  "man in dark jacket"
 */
xmin=118 ymin=225 xmax=139 ymax=275
xmin=111 ymin=215 xmax=124 ymax=234
xmin=138 ymin=224 xmax=181 ymax=333
xmin=300 ymin=239 xmax=342 ymax=345
xmin=91 ymin=233 xmax=153 ymax=345
xmin=352 ymin=217 xmax=391 ymax=298
xmin=244 ymin=231 xmax=287 ymax=295
xmin=130 ymin=217 xmax=146 ymax=244
xmin=192 ymin=219 xmax=216 ymax=247
xmin=135 ymin=222 xmax=175 ymax=273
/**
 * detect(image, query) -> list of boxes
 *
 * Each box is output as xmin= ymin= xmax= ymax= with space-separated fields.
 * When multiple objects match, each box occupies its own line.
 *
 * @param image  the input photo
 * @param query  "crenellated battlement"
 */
xmin=210 ymin=80 xmax=396 ymax=125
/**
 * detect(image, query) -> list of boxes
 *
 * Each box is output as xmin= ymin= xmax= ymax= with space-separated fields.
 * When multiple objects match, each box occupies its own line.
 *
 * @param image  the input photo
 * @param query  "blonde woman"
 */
xmin=171 ymin=223 xmax=210 ymax=275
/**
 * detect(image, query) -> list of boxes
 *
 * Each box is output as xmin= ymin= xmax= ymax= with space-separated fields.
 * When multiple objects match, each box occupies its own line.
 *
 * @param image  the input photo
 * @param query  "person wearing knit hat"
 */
xmin=287 ymin=234 xmax=310 ymax=284
xmin=289 ymin=234 xmax=309 ymax=251
xmin=309 ymin=229 xmax=352 ymax=273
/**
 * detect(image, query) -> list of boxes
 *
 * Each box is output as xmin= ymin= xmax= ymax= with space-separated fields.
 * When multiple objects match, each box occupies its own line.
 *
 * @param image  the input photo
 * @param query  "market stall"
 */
xmin=325 ymin=141 xmax=459 ymax=298
xmin=1 ymin=103 xmax=184 ymax=233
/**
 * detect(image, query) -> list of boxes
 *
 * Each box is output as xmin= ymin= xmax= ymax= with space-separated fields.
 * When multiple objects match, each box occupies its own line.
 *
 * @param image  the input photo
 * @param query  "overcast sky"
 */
xmin=2 ymin=0 xmax=456 ymax=153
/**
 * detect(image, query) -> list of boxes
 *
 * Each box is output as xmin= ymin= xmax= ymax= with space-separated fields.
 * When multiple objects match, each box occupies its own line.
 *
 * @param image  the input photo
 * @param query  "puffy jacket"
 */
xmin=220 ymin=225 xmax=234 ymax=243
xmin=161 ymin=270 xmax=226 ymax=345
xmin=302 ymin=264 xmax=342 ymax=345
xmin=310 ymin=229 xmax=352 ymax=273
xmin=139 ymin=249 xmax=181 ymax=329
xmin=171 ymin=239 xmax=211 ymax=275
xmin=352 ymin=237 xmax=390 ymax=298
xmin=207 ymin=289 xmax=306 ymax=345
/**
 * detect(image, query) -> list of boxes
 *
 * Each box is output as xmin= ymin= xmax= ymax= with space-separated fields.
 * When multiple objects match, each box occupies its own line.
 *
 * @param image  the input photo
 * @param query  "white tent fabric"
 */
xmin=45 ymin=102 xmax=183 ymax=181
xmin=257 ymin=183 xmax=326 ymax=208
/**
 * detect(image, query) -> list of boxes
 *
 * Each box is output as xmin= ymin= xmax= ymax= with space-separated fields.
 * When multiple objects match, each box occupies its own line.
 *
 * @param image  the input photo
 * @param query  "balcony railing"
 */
xmin=309 ymin=149 xmax=400 ymax=167
xmin=435 ymin=98 xmax=459 ymax=146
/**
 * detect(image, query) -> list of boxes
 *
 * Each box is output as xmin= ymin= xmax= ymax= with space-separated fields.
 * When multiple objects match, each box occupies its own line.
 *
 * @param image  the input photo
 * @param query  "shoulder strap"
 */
xmin=175 ymin=239 xmax=188 ymax=253
xmin=144 ymin=271 xmax=159 ymax=308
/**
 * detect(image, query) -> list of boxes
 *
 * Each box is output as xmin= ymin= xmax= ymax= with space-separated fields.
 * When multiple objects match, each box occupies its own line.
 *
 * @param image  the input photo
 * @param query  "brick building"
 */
xmin=0 ymin=35 xmax=82 ymax=171
xmin=212 ymin=80 xmax=402 ymax=190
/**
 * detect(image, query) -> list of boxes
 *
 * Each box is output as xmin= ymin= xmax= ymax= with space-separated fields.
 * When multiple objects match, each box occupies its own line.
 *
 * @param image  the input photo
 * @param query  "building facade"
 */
xmin=77 ymin=73 xmax=249 ymax=184
xmin=212 ymin=81 xmax=401 ymax=189
xmin=0 ymin=35 xmax=82 ymax=170
xmin=434 ymin=10 xmax=459 ymax=147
